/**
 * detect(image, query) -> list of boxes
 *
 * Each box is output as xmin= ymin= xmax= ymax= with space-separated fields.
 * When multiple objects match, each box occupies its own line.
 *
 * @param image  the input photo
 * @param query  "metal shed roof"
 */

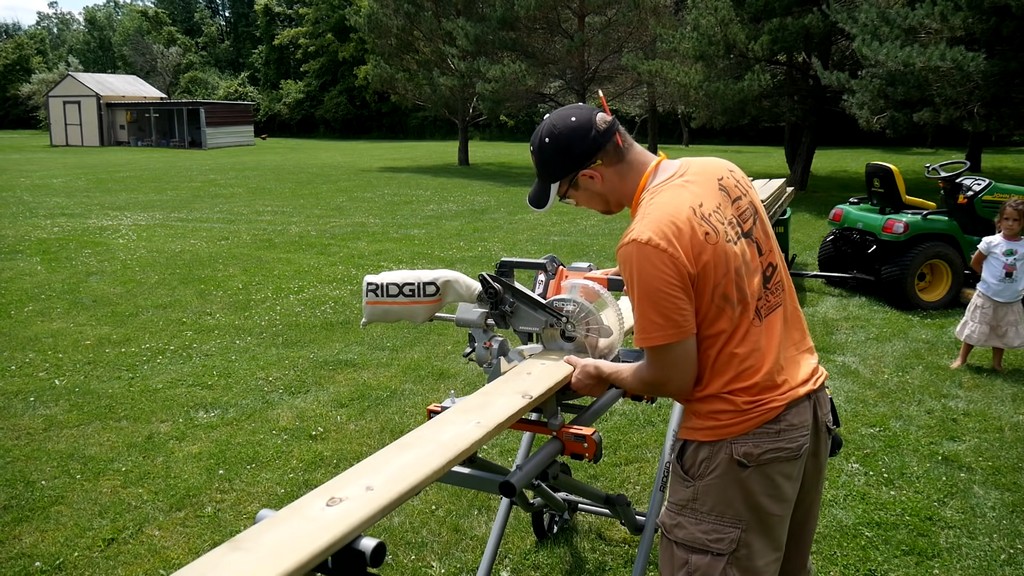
xmin=66 ymin=72 xmax=167 ymax=98
xmin=106 ymin=100 xmax=256 ymax=107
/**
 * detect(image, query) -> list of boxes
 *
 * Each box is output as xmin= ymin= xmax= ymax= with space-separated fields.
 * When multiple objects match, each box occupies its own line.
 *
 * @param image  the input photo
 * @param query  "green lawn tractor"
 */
xmin=815 ymin=160 xmax=1024 ymax=310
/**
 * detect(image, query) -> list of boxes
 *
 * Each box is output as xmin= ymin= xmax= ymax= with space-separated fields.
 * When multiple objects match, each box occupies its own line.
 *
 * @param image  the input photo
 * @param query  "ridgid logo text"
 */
xmin=364 ymin=281 xmax=442 ymax=299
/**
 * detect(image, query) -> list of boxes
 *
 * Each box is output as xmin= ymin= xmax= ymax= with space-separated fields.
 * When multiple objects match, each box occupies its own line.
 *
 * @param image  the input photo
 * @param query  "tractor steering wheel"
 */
xmin=924 ymin=159 xmax=970 ymax=180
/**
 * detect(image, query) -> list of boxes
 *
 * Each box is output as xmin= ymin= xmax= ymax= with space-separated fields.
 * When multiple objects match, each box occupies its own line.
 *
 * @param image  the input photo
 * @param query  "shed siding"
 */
xmin=204 ymin=103 xmax=254 ymax=127
xmin=48 ymin=98 xmax=66 ymax=146
xmin=205 ymin=125 xmax=255 ymax=149
xmin=47 ymin=76 xmax=90 ymax=97
xmin=48 ymin=96 xmax=102 ymax=146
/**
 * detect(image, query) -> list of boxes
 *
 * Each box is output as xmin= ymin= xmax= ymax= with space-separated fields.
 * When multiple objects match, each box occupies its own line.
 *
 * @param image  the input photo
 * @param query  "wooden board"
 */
xmin=174 ymin=296 xmax=634 ymax=576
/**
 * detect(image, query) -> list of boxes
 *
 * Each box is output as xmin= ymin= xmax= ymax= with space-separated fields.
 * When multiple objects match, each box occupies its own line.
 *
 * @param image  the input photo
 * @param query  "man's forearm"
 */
xmin=599 ymin=358 xmax=694 ymax=400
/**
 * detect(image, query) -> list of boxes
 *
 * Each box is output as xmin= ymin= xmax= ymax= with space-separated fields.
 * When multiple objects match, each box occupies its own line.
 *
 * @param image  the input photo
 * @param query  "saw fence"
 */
xmin=173 ymin=180 xmax=795 ymax=576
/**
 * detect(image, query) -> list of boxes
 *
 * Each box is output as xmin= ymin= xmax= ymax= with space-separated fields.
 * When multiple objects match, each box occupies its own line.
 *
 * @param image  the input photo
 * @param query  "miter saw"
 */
xmin=458 ymin=267 xmax=626 ymax=381
xmin=358 ymin=255 xmax=682 ymax=576
xmin=362 ymin=255 xmax=629 ymax=380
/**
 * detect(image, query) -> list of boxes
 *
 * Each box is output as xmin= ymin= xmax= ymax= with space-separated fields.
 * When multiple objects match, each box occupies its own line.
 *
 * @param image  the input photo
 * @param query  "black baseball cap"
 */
xmin=528 ymin=104 xmax=620 ymax=211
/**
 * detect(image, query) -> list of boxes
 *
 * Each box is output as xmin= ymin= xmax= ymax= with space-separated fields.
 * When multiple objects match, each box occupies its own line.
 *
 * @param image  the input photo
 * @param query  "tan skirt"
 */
xmin=954 ymin=291 xmax=1024 ymax=349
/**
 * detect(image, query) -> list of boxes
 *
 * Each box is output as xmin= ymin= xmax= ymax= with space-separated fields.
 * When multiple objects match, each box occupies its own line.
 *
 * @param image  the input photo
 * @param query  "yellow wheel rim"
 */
xmin=915 ymin=259 xmax=952 ymax=302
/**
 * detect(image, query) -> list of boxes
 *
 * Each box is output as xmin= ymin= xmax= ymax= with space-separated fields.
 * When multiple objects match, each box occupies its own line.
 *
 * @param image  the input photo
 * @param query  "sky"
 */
xmin=0 ymin=0 xmax=94 ymax=26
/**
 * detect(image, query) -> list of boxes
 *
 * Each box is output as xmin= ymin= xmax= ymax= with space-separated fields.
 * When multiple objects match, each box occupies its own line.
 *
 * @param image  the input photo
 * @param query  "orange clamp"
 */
xmin=427 ymin=404 xmax=603 ymax=462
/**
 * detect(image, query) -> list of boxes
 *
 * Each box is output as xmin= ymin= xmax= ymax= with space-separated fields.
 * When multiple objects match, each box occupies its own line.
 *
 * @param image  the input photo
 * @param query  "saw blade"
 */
xmin=539 ymin=279 xmax=624 ymax=359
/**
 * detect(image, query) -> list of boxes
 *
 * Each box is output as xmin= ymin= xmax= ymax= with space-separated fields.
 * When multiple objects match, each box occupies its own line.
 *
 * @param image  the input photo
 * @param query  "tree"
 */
xmin=249 ymin=0 xmax=307 ymax=131
xmin=153 ymin=0 xmax=204 ymax=39
xmin=251 ymin=0 xmax=301 ymax=92
xmin=1 ymin=19 xmax=25 ymax=39
xmin=292 ymin=0 xmax=374 ymax=133
xmin=0 ymin=27 xmax=40 ymax=129
xmin=175 ymin=66 xmax=228 ymax=98
xmin=506 ymin=0 xmax=647 ymax=109
xmin=192 ymin=4 xmax=233 ymax=71
xmin=355 ymin=0 xmax=514 ymax=165
xmin=19 ymin=56 xmax=83 ymax=129
xmin=78 ymin=0 xmax=127 ymax=73
xmin=225 ymin=0 xmax=257 ymax=73
xmin=825 ymin=0 xmax=1024 ymax=172
xmin=247 ymin=0 xmax=393 ymax=135
xmin=618 ymin=0 xmax=704 ymax=151
xmin=30 ymin=1 xmax=84 ymax=70
xmin=673 ymin=0 xmax=850 ymax=191
xmin=113 ymin=5 xmax=188 ymax=93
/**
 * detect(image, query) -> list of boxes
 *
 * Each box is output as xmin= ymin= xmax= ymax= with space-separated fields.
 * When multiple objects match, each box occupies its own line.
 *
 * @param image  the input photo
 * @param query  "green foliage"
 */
xmin=655 ymin=0 xmax=754 ymax=128
xmin=17 ymin=56 xmax=82 ymax=129
xmin=113 ymin=5 xmax=189 ymax=93
xmin=0 ymin=32 xmax=38 ymax=128
xmin=825 ymin=0 xmax=1024 ymax=141
xmin=508 ymin=0 xmax=645 ymax=106
xmin=154 ymin=0 xmax=205 ymax=39
xmin=665 ymin=0 xmax=852 ymax=189
xmin=355 ymin=0 xmax=505 ymax=133
xmin=214 ymin=70 xmax=258 ymax=102
xmin=1 ymin=19 xmax=27 ymax=40
xmin=174 ymin=66 xmax=227 ymax=98
xmin=4 ymin=0 xmax=1024 ymax=169
xmin=252 ymin=0 xmax=302 ymax=90
xmin=2 ymin=133 xmax=1024 ymax=575
xmin=256 ymin=78 xmax=306 ymax=126
xmin=191 ymin=4 xmax=233 ymax=70
xmin=674 ymin=0 xmax=840 ymax=127
xmin=825 ymin=0 xmax=986 ymax=136
xmin=171 ymin=64 xmax=258 ymax=101
xmin=291 ymin=0 xmax=367 ymax=132
xmin=30 ymin=1 xmax=84 ymax=69
xmin=78 ymin=0 xmax=126 ymax=73
xmin=225 ymin=0 xmax=257 ymax=73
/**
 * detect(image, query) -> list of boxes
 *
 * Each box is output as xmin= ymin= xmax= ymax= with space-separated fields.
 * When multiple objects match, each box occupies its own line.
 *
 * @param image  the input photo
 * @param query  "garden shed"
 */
xmin=46 ymin=72 xmax=255 ymax=150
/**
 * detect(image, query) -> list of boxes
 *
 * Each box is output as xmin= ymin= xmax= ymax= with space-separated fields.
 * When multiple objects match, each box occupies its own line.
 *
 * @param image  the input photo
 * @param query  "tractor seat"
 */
xmin=865 ymin=162 xmax=937 ymax=213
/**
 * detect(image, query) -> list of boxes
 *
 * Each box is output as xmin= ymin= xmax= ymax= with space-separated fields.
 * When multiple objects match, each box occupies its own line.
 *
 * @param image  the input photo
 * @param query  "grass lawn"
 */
xmin=2 ymin=130 xmax=1023 ymax=575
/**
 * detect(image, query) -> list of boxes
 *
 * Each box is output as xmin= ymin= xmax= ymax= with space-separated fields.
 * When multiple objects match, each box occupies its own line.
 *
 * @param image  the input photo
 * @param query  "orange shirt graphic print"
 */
xmin=688 ymin=172 xmax=785 ymax=326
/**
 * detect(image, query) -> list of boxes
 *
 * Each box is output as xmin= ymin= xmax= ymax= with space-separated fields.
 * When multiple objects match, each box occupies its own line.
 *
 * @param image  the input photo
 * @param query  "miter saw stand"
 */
xmin=425 ymin=257 xmax=685 ymax=576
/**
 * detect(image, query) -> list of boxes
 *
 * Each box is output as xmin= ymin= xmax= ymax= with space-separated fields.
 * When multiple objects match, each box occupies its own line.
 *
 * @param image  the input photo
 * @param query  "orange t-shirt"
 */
xmin=617 ymin=157 xmax=827 ymax=441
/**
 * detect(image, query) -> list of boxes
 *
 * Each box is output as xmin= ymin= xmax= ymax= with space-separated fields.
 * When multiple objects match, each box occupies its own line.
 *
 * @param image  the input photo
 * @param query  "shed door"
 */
xmin=63 ymin=101 xmax=83 ymax=146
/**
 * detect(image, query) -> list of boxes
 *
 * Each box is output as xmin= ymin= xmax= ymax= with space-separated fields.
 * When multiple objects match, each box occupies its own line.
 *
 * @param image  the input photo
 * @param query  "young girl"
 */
xmin=951 ymin=198 xmax=1024 ymax=371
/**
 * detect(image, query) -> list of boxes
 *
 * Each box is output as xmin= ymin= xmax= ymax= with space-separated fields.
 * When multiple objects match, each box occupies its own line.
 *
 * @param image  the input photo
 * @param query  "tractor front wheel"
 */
xmin=880 ymin=242 xmax=964 ymax=310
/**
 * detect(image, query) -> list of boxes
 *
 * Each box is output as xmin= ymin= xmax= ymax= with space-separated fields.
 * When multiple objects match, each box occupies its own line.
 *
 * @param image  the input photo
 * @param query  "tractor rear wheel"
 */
xmin=880 ymin=242 xmax=963 ymax=310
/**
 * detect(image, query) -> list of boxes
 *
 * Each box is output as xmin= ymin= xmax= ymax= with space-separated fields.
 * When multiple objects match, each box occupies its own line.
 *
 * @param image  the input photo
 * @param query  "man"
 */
xmin=527 ymin=103 xmax=833 ymax=575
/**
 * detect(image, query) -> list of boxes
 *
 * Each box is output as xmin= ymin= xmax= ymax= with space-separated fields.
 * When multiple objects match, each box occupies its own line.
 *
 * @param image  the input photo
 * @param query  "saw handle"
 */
xmin=582 ymin=272 xmax=624 ymax=293
xmin=493 ymin=256 xmax=626 ymax=297
xmin=545 ymin=267 xmax=625 ymax=298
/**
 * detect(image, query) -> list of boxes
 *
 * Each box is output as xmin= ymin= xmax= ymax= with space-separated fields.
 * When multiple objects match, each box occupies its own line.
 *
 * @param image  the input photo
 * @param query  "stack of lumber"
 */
xmin=752 ymin=178 xmax=795 ymax=223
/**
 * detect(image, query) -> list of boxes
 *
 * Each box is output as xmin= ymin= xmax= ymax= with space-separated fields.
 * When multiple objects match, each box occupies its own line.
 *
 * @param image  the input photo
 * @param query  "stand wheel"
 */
xmin=531 ymin=502 xmax=578 ymax=541
xmin=530 ymin=464 xmax=577 ymax=541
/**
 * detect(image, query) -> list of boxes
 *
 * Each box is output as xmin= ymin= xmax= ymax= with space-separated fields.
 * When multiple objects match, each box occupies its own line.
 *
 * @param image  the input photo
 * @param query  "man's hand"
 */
xmin=564 ymin=355 xmax=612 ymax=397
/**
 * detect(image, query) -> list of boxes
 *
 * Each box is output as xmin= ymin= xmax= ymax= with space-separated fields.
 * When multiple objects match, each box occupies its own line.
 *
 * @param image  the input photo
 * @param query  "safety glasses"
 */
xmin=557 ymin=159 xmax=602 ymax=205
